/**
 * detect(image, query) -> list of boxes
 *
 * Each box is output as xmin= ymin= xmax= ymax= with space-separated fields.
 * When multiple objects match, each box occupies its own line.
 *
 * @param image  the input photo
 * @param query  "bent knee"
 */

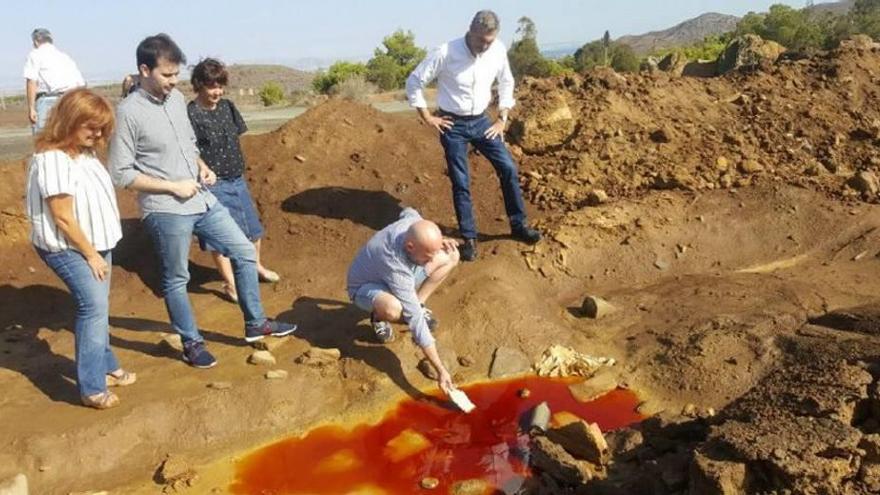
xmin=374 ymin=294 xmax=403 ymax=321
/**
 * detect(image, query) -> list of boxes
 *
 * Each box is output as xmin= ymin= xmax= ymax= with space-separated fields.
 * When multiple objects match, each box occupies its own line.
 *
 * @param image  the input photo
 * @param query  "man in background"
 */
xmin=23 ymin=28 xmax=85 ymax=133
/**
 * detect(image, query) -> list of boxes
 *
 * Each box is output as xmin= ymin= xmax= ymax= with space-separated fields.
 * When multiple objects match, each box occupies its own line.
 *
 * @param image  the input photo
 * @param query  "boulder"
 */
xmin=568 ymin=369 xmax=619 ymax=402
xmin=847 ymin=171 xmax=879 ymax=198
xmin=508 ymin=90 xmax=576 ymax=153
xmin=717 ymin=34 xmax=786 ymax=75
xmin=580 ymin=295 xmax=616 ymax=319
xmin=682 ymin=60 xmax=719 ymax=78
xmin=489 ymin=347 xmax=531 ymax=378
xmin=530 ymin=436 xmax=598 ymax=486
xmin=247 ymin=350 xmax=276 ymax=366
xmin=658 ymin=52 xmax=687 ymax=76
xmin=546 ymin=412 xmax=609 ymax=465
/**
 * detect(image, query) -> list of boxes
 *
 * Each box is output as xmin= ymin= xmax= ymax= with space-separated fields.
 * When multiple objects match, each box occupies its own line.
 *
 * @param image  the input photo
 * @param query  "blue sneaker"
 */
xmin=182 ymin=341 xmax=217 ymax=369
xmin=245 ymin=319 xmax=297 ymax=343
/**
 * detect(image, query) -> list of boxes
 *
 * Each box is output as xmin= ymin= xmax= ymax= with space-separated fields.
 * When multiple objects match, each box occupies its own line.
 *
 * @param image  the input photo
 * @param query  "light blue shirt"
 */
xmin=347 ymin=208 xmax=434 ymax=348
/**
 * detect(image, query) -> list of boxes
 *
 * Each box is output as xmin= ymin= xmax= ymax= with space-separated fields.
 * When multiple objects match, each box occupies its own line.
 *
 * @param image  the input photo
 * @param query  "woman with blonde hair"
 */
xmin=26 ymin=88 xmax=134 ymax=409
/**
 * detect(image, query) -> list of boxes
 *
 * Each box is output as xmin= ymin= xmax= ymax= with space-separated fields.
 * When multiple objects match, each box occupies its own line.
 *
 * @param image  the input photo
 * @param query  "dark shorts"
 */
xmin=199 ymin=176 xmax=264 ymax=251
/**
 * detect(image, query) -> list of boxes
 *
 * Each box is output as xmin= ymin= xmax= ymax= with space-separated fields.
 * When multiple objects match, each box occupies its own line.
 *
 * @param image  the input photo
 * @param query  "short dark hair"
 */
xmin=191 ymin=58 xmax=229 ymax=91
xmin=136 ymin=33 xmax=186 ymax=70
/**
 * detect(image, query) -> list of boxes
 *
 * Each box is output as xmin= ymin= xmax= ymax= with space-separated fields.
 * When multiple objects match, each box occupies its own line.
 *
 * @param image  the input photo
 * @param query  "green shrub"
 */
xmin=258 ymin=81 xmax=285 ymax=106
xmin=312 ymin=61 xmax=368 ymax=94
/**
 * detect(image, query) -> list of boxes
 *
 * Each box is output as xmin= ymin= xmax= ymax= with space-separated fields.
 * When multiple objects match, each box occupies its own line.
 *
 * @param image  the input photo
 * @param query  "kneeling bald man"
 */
xmin=347 ymin=208 xmax=460 ymax=394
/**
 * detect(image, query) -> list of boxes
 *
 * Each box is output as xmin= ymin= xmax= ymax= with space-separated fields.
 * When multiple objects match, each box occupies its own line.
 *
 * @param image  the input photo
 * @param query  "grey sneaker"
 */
xmin=371 ymin=313 xmax=394 ymax=343
xmin=422 ymin=306 xmax=438 ymax=331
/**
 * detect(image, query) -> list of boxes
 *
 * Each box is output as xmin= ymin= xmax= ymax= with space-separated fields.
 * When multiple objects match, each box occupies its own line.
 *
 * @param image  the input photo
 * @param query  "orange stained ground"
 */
xmin=230 ymin=376 xmax=643 ymax=495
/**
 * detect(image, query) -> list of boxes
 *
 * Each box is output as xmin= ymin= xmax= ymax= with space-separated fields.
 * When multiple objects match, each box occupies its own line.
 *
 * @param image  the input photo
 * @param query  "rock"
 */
xmin=586 ymin=189 xmax=608 ymax=206
xmin=248 ymin=350 xmax=276 ymax=366
xmin=518 ymin=388 xmax=531 ymax=399
xmin=658 ymin=52 xmax=687 ymax=76
xmin=717 ymin=34 xmax=786 ymax=75
xmin=715 ymin=156 xmax=730 ymax=171
xmin=847 ymin=171 xmax=879 ymax=197
xmin=157 ymin=454 xmax=197 ymax=488
xmin=738 ymin=159 xmax=764 ymax=174
xmin=295 ymin=347 xmax=341 ymax=367
xmin=449 ymin=479 xmax=493 ymax=495
xmin=606 ymin=428 xmax=644 ymax=459
xmin=530 ymin=436 xmax=598 ymax=486
xmin=457 ymin=355 xmax=474 ymax=367
xmin=546 ymin=412 xmax=609 ymax=465
xmin=860 ymin=434 xmax=880 ymax=462
xmin=489 ymin=347 xmax=531 ymax=378
xmin=682 ymin=403 xmax=698 ymax=417
xmin=508 ymin=90 xmax=576 ymax=153
xmin=860 ymin=462 xmax=880 ymax=493
xmin=207 ymin=381 xmax=232 ymax=390
xmin=529 ymin=401 xmax=552 ymax=432
xmin=689 ymin=451 xmax=747 ymax=495
xmin=159 ymin=333 xmax=183 ymax=353
xmin=417 ymin=358 xmax=439 ymax=380
xmin=580 ymin=295 xmax=616 ymax=319
xmin=654 ymin=259 xmax=670 ymax=270
xmin=568 ymin=369 xmax=618 ymax=402
xmin=682 ymin=60 xmax=719 ymax=78
xmin=650 ymin=127 xmax=673 ymax=144
xmin=251 ymin=335 xmax=290 ymax=352
xmin=420 ymin=477 xmax=439 ymax=490
xmin=0 ymin=474 xmax=27 ymax=495
xmin=265 ymin=369 xmax=289 ymax=380
xmin=294 ymin=155 xmax=306 ymax=163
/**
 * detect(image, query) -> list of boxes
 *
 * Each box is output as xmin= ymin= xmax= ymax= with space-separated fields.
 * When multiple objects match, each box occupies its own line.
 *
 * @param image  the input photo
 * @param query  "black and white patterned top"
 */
xmin=187 ymin=98 xmax=248 ymax=179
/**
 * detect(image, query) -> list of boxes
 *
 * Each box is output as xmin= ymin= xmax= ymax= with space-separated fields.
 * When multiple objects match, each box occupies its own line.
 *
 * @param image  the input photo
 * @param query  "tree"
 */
xmin=508 ymin=17 xmax=556 ymax=79
xmin=852 ymin=0 xmax=880 ymax=39
xmin=312 ymin=61 xmax=367 ymax=94
xmin=602 ymin=30 xmax=612 ymax=67
xmin=573 ymin=40 xmax=639 ymax=73
xmin=366 ymin=30 xmax=426 ymax=91
xmin=734 ymin=4 xmax=830 ymax=51
xmin=258 ymin=81 xmax=285 ymax=106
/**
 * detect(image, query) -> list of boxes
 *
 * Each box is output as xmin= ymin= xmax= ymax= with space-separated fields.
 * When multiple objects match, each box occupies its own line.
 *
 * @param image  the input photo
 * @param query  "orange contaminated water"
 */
xmin=230 ymin=376 xmax=643 ymax=495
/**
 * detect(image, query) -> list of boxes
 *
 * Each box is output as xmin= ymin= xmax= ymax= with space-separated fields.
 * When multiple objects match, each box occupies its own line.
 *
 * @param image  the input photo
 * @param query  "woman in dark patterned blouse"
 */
xmin=187 ymin=58 xmax=279 ymax=302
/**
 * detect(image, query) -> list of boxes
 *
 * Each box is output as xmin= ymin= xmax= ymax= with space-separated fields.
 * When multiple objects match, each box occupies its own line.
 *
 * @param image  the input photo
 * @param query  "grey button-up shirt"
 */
xmin=347 ymin=208 xmax=434 ymax=349
xmin=108 ymin=88 xmax=216 ymax=216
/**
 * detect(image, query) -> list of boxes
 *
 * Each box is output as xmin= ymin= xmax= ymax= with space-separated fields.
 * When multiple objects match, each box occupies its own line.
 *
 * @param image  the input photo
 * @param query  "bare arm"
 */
xmin=26 ymin=80 xmax=37 ymax=124
xmin=422 ymin=343 xmax=454 ymax=395
xmin=46 ymin=195 xmax=108 ymax=280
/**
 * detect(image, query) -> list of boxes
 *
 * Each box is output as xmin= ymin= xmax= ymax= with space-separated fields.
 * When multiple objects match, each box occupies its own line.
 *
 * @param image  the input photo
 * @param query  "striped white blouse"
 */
xmin=26 ymin=150 xmax=122 ymax=252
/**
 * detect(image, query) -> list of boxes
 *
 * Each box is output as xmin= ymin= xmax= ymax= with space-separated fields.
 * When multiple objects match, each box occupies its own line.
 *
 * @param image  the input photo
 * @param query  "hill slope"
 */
xmin=616 ymin=12 xmax=739 ymax=54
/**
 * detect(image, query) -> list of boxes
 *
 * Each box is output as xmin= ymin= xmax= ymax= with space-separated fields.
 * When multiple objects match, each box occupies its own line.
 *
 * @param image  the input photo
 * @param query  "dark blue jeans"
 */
xmin=439 ymin=113 xmax=527 ymax=240
xmin=143 ymin=203 xmax=267 ymax=344
xmin=36 ymin=247 xmax=119 ymax=397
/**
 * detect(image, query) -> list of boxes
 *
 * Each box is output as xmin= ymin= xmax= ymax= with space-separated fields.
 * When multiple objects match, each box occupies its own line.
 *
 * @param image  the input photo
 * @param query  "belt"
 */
xmin=438 ymin=109 xmax=485 ymax=120
xmin=36 ymin=91 xmax=65 ymax=100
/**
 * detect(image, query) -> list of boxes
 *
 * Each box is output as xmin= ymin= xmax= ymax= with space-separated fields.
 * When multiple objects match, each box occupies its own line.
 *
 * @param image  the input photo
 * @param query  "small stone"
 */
xmin=587 ymin=189 xmax=608 ymax=205
xmin=417 ymin=358 xmax=439 ymax=380
xmin=580 ymin=295 xmax=616 ymax=319
xmin=848 ymin=171 xmax=879 ymax=197
xmin=529 ymin=401 xmax=552 ymax=432
xmin=265 ymin=369 xmax=289 ymax=380
xmin=654 ymin=259 xmax=670 ymax=270
xmin=27 ymin=266 xmax=36 ymax=274
xmin=450 ymin=479 xmax=493 ymax=495
xmin=457 ymin=355 xmax=474 ymax=367
xmin=489 ymin=347 xmax=531 ymax=379
xmin=738 ymin=159 xmax=764 ymax=174
xmin=420 ymin=477 xmax=440 ymax=490
xmin=715 ymin=156 xmax=730 ymax=171
xmin=519 ymin=388 xmax=531 ymax=399
xmin=295 ymin=347 xmax=342 ymax=367
xmin=248 ymin=350 xmax=277 ymax=366
xmin=251 ymin=335 xmax=290 ymax=352
xmin=157 ymin=454 xmax=194 ymax=485
xmin=4 ymin=324 xmax=22 ymax=331
xmin=682 ymin=403 xmax=698 ymax=417
xmin=294 ymin=155 xmax=306 ymax=163
xmin=568 ymin=370 xmax=618 ymax=402
xmin=207 ymin=381 xmax=232 ymax=390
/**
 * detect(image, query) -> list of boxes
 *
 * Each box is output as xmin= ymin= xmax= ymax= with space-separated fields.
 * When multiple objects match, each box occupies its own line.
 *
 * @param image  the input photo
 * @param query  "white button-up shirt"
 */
xmin=22 ymin=43 xmax=85 ymax=94
xmin=406 ymin=36 xmax=515 ymax=116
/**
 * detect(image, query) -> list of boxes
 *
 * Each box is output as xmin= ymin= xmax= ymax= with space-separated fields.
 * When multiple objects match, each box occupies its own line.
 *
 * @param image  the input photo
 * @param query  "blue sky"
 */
xmin=1 ymin=0 xmax=815 ymax=91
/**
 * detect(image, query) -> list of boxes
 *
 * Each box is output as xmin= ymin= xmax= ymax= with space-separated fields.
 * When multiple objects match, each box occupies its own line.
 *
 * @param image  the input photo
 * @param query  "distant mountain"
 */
xmin=226 ymin=64 xmax=313 ymax=92
xmin=616 ymin=12 xmax=740 ymax=55
xmin=808 ymin=0 xmax=855 ymax=16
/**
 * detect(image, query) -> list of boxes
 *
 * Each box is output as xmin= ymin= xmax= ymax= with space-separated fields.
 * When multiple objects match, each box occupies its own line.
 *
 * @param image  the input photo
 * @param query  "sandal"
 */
xmin=222 ymin=283 xmax=239 ymax=303
xmin=81 ymin=391 xmax=120 ymax=410
xmin=106 ymin=369 xmax=137 ymax=387
xmin=258 ymin=269 xmax=280 ymax=283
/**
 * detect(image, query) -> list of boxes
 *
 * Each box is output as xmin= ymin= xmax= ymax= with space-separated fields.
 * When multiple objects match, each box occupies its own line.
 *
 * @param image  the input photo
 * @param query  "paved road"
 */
xmin=0 ymin=100 xmax=415 ymax=163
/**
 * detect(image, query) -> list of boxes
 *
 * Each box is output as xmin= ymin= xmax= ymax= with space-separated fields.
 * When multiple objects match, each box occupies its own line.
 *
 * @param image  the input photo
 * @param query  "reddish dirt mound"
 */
xmin=510 ymin=42 xmax=880 ymax=213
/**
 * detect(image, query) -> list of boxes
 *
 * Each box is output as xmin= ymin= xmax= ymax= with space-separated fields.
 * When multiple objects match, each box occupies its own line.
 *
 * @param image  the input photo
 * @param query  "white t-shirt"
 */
xmin=26 ymin=150 xmax=122 ymax=252
xmin=22 ymin=43 xmax=85 ymax=94
xmin=406 ymin=37 xmax=515 ymax=116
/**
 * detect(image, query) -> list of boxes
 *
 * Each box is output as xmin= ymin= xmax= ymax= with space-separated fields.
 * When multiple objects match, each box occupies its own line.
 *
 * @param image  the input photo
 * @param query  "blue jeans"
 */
xmin=143 ymin=203 xmax=267 ymax=343
xmin=33 ymin=95 xmax=60 ymax=134
xmin=37 ymin=247 xmax=119 ymax=397
xmin=198 ymin=176 xmax=264 ymax=251
xmin=439 ymin=113 xmax=527 ymax=239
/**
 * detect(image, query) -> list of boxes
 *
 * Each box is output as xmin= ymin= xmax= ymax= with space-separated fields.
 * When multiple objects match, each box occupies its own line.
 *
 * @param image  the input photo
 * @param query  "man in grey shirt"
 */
xmin=347 ymin=208 xmax=460 ymax=394
xmin=108 ymin=34 xmax=296 ymax=369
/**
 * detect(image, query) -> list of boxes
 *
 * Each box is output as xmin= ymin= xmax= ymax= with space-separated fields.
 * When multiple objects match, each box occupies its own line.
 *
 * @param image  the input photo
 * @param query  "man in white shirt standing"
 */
xmin=23 ymin=28 xmax=86 ymax=133
xmin=406 ymin=10 xmax=541 ymax=262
